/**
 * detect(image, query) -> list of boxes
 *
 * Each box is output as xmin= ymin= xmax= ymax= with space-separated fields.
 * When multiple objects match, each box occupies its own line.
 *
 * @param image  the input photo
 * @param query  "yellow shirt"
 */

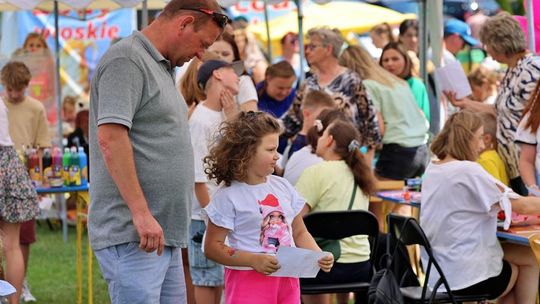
xmin=478 ymin=150 xmax=510 ymax=186
xmin=296 ymin=160 xmax=370 ymax=263
xmin=4 ymin=96 xmax=51 ymax=150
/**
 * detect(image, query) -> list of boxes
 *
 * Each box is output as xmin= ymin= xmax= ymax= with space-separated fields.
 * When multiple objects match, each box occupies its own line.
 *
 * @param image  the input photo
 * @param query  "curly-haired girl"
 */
xmin=204 ymin=111 xmax=333 ymax=304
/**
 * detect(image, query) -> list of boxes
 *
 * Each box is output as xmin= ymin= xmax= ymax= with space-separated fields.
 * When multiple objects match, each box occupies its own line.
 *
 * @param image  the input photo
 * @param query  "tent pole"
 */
xmin=526 ymin=0 xmax=535 ymax=52
xmin=54 ymin=0 xmax=62 ymax=149
xmin=263 ymin=0 xmax=272 ymax=61
xmin=296 ymin=0 xmax=305 ymax=83
xmin=142 ymin=0 xmax=148 ymax=29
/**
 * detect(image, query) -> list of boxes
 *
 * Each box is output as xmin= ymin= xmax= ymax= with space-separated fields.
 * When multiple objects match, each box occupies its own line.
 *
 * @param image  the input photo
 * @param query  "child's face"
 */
xmin=4 ymin=86 xmax=27 ymax=104
xmin=266 ymin=76 xmax=295 ymax=101
xmin=219 ymin=67 xmax=240 ymax=95
xmin=207 ymin=40 xmax=235 ymax=63
xmin=25 ymin=37 xmax=46 ymax=53
xmin=249 ymin=132 xmax=280 ymax=179
xmin=380 ymin=48 xmax=406 ymax=77
xmin=471 ymin=126 xmax=486 ymax=155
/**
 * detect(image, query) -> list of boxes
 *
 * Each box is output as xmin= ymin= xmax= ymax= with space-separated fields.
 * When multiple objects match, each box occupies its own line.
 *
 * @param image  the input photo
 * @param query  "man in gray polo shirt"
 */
xmin=88 ymin=0 xmax=227 ymax=302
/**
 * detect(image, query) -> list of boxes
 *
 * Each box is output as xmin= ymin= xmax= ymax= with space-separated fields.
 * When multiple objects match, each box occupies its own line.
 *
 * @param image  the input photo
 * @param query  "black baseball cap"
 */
xmin=197 ymin=60 xmax=244 ymax=90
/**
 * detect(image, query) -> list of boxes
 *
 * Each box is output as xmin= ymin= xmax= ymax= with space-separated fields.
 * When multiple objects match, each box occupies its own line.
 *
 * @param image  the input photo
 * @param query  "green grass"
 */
xmin=26 ymin=222 xmax=110 ymax=304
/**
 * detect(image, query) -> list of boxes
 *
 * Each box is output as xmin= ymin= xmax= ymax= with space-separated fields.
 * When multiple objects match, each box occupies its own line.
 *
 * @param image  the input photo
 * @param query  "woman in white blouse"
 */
xmin=421 ymin=110 xmax=540 ymax=302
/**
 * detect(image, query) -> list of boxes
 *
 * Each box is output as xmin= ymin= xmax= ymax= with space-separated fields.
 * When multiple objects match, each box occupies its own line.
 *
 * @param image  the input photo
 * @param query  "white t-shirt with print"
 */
xmin=283 ymin=146 xmax=323 ymax=186
xmin=205 ymin=175 xmax=305 ymax=260
xmin=189 ymin=103 xmax=224 ymax=220
xmin=420 ymin=160 xmax=506 ymax=291
xmin=0 ymin=98 xmax=13 ymax=146
xmin=237 ymin=75 xmax=258 ymax=106
xmin=515 ymin=112 xmax=540 ymax=185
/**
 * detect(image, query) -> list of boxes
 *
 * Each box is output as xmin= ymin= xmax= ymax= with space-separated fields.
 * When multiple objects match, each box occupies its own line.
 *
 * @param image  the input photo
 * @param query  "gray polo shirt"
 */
xmin=88 ymin=31 xmax=194 ymax=250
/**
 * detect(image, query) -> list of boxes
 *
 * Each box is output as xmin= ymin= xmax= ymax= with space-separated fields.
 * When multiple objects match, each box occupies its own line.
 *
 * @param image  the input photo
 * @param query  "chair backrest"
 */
xmin=387 ymin=214 xmax=431 ymax=250
xmin=387 ymin=214 xmax=457 ymax=303
xmin=304 ymin=210 xmax=379 ymax=240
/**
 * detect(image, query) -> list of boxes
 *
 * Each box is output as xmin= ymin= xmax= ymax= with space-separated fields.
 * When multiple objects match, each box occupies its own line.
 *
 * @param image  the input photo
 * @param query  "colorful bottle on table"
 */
xmin=63 ymin=147 xmax=71 ymax=186
xmin=51 ymin=147 xmax=64 ymax=187
xmin=70 ymin=146 xmax=81 ymax=186
xmin=42 ymin=148 xmax=52 ymax=187
xmin=78 ymin=147 xmax=88 ymax=186
xmin=28 ymin=148 xmax=42 ymax=187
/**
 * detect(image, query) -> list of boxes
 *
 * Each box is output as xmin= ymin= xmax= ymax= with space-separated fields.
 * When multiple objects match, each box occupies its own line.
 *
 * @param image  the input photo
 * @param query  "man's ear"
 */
xmin=302 ymin=107 xmax=310 ymax=119
xmin=178 ymin=15 xmax=195 ymax=33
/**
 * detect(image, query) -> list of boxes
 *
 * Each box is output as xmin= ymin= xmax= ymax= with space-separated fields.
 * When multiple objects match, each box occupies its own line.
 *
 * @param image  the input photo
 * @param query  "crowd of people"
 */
xmin=2 ymin=0 xmax=540 ymax=303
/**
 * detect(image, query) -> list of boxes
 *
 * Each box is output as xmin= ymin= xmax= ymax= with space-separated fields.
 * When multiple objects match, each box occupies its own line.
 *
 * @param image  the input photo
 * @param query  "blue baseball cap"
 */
xmin=444 ymin=19 xmax=479 ymax=46
xmin=197 ymin=60 xmax=244 ymax=90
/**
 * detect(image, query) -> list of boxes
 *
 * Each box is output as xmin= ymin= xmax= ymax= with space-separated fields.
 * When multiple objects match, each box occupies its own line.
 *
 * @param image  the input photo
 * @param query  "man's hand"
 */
xmin=250 ymin=254 xmax=281 ymax=275
xmin=132 ymin=212 xmax=165 ymax=256
xmin=318 ymin=254 xmax=334 ymax=272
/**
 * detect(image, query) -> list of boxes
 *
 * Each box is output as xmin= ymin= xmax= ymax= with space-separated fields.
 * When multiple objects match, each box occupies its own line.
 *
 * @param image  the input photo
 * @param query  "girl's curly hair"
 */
xmin=205 ymin=111 xmax=282 ymax=186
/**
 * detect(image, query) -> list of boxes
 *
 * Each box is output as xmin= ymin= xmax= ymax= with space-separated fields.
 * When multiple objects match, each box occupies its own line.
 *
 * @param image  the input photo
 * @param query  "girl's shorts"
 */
xmin=0 ymin=146 xmax=39 ymax=223
xmin=224 ymin=268 xmax=300 ymax=304
xmin=188 ymin=219 xmax=224 ymax=286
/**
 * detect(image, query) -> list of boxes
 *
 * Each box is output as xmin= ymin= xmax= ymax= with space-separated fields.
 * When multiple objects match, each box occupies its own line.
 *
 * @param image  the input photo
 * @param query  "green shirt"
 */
xmin=296 ymin=161 xmax=370 ymax=263
xmin=364 ymin=79 xmax=428 ymax=147
xmin=407 ymin=77 xmax=430 ymax=122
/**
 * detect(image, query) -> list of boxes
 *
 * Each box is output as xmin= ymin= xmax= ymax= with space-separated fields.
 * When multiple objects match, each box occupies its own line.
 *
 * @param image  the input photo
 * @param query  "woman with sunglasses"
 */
xmin=281 ymin=27 xmax=381 ymax=163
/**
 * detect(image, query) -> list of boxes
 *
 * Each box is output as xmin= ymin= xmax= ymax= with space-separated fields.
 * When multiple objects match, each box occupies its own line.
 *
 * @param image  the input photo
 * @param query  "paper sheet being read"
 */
xmin=270 ymin=246 xmax=331 ymax=278
xmin=433 ymin=60 xmax=472 ymax=99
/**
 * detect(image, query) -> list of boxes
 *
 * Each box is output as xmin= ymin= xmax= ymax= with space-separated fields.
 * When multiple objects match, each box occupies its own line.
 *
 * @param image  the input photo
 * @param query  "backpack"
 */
xmin=368 ymin=220 xmax=416 ymax=304
xmin=368 ymin=268 xmax=404 ymax=304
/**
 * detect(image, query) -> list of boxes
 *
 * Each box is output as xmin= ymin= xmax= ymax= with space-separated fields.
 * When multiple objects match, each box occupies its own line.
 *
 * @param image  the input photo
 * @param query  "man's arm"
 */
xmin=97 ymin=123 xmax=164 ymax=255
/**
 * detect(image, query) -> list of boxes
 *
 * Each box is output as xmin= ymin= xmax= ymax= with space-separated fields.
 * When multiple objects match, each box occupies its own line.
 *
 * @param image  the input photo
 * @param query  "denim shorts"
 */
xmin=188 ymin=219 xmax=224 ymax=286
xmin=94 ymin=242 xmax=186 ymax=304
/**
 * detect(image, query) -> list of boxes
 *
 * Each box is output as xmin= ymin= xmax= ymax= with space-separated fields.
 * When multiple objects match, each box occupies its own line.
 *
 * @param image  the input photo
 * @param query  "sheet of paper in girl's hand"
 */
xmin=434 ymin=60 xmax=472 ymax=99
xmin=270 ymin=246 xmax=331 ymax=278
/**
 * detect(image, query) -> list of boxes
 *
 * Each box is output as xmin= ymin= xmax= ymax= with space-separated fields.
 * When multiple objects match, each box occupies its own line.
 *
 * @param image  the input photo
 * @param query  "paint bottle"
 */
xmin=78 ymin=147 xmax=88 ymax=186
xmin=42 ymin=148 xmax=52 ymax=187
xmin=63 ymin=147 xmax=71 ymax=186
xmin=70 ymin=147 xmax=81 ymax=186
xmin=28 ymin=148 xmax=42 ymax=187
xmin=51 ymin=147 xmax=64 ymax=187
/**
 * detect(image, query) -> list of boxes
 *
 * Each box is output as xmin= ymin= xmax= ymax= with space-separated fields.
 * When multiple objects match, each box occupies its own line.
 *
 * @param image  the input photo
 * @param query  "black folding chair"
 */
xmin=301 ymin=210 xmax=379 ymax=302
xmin=387 ymin=214 xmax=490 ymax=304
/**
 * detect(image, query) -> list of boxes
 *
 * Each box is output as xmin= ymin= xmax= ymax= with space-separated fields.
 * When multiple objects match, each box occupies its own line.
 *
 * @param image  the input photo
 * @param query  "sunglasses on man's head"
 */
xmin=183 ymin=8 xmax=230 ymax=29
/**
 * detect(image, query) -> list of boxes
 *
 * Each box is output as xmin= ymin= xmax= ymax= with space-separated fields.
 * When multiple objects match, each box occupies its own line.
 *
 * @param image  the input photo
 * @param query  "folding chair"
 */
xmin=387 ymin=214 xmax=490 ymax=304
xmin=300 ymin=210 xmax=379 ymax=302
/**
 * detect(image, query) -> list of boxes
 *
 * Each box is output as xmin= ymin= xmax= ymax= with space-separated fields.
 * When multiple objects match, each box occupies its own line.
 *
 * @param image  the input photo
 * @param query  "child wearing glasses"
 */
xmin=203 ymin=111 xmax=333 ymax=304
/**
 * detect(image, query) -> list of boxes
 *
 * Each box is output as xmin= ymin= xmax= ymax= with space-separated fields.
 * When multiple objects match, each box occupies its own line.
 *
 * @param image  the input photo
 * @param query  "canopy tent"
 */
xmin=250 ymin=1 xmax=415 ymax=47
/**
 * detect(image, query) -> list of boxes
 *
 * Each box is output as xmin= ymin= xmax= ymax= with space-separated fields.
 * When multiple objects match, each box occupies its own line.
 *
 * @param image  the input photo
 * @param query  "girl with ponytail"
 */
xmin=296 ymin=119 xmax=376 ymax=304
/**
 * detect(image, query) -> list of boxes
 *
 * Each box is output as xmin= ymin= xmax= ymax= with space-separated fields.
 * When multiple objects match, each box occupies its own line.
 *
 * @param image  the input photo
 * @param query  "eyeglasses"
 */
xmin=183 ymin=8 xmax=230 ymax=29
xmin=305 ymin=43 xmax=324 ymax=51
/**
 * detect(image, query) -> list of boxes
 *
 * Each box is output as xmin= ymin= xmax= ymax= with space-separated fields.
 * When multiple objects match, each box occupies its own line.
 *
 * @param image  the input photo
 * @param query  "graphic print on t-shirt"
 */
xmin=258 ymin=194 xmax=292 ymax=253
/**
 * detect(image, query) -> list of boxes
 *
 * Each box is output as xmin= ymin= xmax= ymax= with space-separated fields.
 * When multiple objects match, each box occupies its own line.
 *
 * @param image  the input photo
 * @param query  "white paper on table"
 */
xmin=433 ymin=60 xmax=472 ymax=99
xmin=270 ymin=246 xmax=331 ymax=278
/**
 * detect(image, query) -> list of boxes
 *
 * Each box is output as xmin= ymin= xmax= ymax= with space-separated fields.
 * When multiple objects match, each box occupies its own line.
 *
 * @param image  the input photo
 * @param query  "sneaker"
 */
xmin=20 ymin=279 xmax=36 ymax=302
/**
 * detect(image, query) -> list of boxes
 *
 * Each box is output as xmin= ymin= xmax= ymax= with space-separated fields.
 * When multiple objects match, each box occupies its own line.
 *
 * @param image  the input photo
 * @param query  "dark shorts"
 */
xmin=20 ymin=219 xmax=36 ymax=245
xmin=375 ymin=144 xmax=429 ymax=180
xmin=301 ymin=260 xmax=371 ymax=285
xmin=453 ymin=260 xmax=512 ymax=300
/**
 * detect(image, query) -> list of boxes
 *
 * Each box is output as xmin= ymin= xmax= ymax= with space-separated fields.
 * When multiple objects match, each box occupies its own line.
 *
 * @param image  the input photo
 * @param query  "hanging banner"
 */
xmin=3 ymin=9 xmax=135 ymax=124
